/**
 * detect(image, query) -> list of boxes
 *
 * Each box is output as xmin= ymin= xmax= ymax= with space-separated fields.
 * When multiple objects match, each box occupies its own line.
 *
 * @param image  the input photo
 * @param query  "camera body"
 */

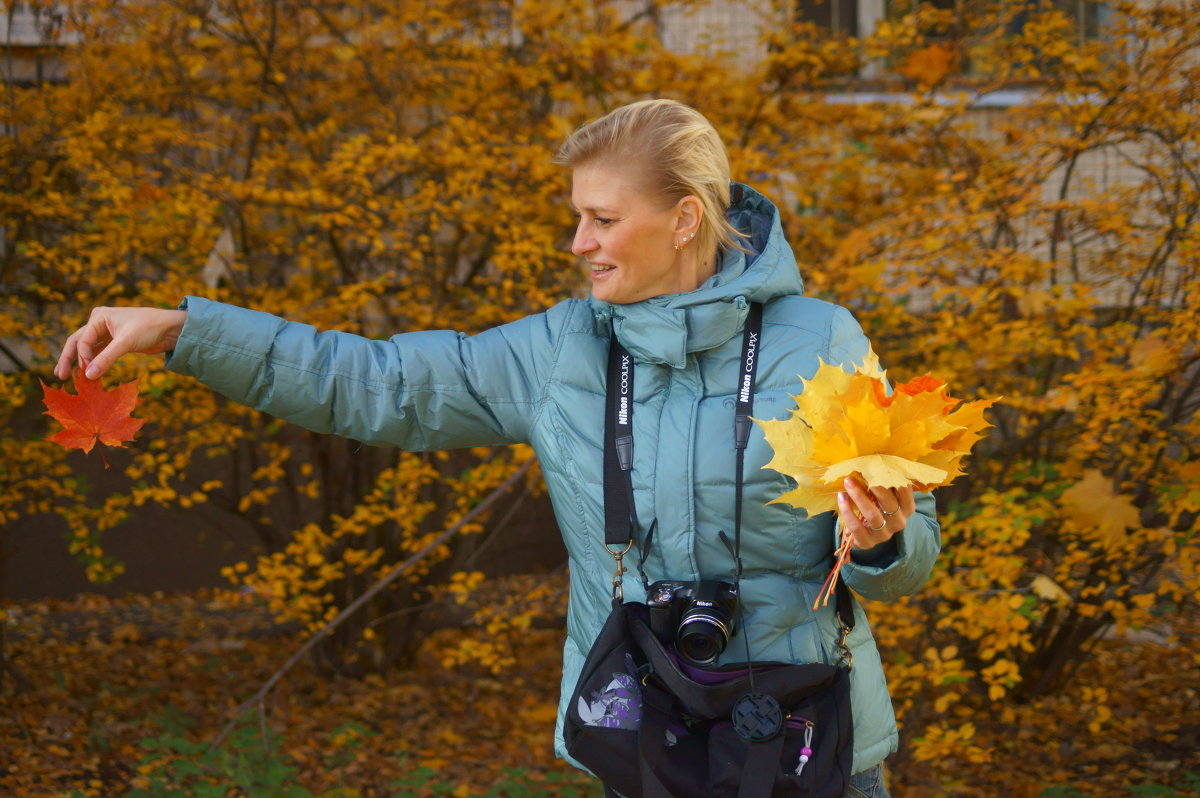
xmin=646 ymin=579 xmax=739 ymax=666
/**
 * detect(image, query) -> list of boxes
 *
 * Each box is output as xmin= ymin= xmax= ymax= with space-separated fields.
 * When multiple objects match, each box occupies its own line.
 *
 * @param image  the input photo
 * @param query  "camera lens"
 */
xmin=676 ymin=611 xmax=731 ymax=666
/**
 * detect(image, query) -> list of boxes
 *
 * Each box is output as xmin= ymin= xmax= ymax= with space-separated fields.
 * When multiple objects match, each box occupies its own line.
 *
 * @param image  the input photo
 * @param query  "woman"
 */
xmin=56 ymin=99 xmax=937 ymax=798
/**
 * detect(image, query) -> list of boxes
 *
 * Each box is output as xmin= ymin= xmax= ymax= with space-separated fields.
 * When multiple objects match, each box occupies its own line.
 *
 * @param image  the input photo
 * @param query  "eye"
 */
xmin=594 ymin=217 xmax=614 ymax=227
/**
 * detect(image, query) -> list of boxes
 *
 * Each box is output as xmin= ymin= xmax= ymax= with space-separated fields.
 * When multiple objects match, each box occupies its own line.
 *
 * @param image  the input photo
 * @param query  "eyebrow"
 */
xmin=569 ymin=202 xmax=620 ymax=215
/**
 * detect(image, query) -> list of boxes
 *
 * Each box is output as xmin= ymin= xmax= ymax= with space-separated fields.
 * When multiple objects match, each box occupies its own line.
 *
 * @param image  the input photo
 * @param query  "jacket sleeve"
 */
xmin=164 ymin=295 xmax=561 ymax=450
xmin=826 ymin=305 xmax=943 ymax=600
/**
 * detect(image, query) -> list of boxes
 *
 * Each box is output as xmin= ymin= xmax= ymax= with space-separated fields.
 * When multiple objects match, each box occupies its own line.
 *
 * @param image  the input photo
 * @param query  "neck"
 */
xmin=677 ymin=245 xmax=719 ymax=293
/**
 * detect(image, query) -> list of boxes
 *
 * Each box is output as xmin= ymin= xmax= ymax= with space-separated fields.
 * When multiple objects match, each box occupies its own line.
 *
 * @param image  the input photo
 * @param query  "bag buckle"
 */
xmin=836 ymin=619 xmax=853 ymax=669
xmin=607 ymin=540 xmax=633 ymax=603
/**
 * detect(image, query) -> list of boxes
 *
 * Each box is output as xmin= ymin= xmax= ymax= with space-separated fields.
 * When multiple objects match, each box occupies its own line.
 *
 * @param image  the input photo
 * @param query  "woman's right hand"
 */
xmin=55 ymin=307 xmax=188 ymax=381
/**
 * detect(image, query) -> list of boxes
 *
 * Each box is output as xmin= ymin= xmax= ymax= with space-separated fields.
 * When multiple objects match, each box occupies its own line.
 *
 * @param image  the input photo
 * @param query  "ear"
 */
xmin=674 ymin=195 xmax=704 ymax=240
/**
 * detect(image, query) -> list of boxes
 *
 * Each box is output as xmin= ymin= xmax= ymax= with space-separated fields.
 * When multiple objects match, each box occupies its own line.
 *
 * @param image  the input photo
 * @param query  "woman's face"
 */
xmin=570 ymin=162 xmax=692 ymax=304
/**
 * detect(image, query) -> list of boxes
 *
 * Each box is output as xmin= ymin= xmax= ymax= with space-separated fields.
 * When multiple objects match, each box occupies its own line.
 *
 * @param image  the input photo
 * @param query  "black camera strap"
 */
xmin=730 ymin=301 xmax=763 ymax=591
xmin=729 ymin=302 xmax=769 ymax=707
xmin=602 ymin=304 xmax=763 ymax=602
xmin=604 ymin=339 xmax=637 ymax=548
xmin=603 ymin=333 xmax=640 ymax=603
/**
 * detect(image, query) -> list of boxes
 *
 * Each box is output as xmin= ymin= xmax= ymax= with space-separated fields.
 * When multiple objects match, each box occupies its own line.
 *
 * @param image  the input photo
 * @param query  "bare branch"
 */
xmin=209 ymin=456 xmax=535 ymax=752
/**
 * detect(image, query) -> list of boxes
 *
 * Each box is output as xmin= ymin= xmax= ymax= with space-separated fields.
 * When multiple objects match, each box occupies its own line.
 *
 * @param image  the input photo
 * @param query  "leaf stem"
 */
xmin=813 ymin=529 xmax=854 ymax=611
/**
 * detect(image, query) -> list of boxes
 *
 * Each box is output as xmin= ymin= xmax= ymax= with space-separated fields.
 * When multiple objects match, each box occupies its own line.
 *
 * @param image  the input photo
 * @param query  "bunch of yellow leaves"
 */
xmin=757 ymin=347 xmax=998 ymax=608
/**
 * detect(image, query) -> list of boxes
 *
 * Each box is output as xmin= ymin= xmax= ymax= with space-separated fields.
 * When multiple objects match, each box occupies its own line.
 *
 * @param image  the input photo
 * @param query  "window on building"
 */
xmin=1008 ymin=0 xmax=1111 ymax=43
xmin=796 ymin=0 xmax=860 ymax=36
xmin=882 ymin=0 xmax=1110 ymax=43
xmin=874 ymin=0 xmax=1111 ymax=82
xmin=0 ymin=1 xmax=73 ymax=85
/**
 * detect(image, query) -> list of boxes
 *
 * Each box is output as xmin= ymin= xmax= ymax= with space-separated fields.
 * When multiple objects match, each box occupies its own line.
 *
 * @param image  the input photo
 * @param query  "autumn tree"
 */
xmin=1 ymin=0 xmax=710 ymax=674
xmin=743 ymin=0 xmax=1200 ymax=777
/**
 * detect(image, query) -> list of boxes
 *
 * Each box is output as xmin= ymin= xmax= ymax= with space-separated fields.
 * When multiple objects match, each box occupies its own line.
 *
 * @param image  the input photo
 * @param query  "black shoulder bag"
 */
xmin=564 ymin=303 xmax=856 ymax=798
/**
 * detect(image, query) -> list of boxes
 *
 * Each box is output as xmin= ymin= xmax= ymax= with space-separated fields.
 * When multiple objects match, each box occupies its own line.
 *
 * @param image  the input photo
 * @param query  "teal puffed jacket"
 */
xmin=165 ymin=184 xmax=940 ymax=774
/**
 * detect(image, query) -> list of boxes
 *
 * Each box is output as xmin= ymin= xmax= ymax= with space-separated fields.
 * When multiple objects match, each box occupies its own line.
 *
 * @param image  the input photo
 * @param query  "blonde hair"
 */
xmin=553 ymin=99 xmax=748 ymax=257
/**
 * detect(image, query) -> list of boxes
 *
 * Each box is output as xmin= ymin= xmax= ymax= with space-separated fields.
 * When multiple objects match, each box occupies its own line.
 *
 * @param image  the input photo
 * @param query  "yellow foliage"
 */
xmin=1061 ymin=469 xmax=1142 ymax=550
xmin=911 ymin=721 xmax=991 ymax=765
xmin=759 ymin=347 xmax=997 ymax=516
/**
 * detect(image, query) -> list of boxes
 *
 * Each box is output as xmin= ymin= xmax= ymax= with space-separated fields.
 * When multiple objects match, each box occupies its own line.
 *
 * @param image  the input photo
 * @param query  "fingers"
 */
xmin=77 ymin=335 xmax=101 ymax=375
xmin=838 ymin=477 xmax=912 ymax=550
xmin=837 ymin=490 xmax=888 ymax=550
xmin=82 ymin=339 xmax=123 ymax=380
xmin=869 ymin=484 xmax=912 ymax=518
xmin=54 ymin=329 xmax=96 ymax=381
xmin=54 ymin=308 xmax=114 ymax=380
xmin=54 ymin=334 xmax=78 ymax=380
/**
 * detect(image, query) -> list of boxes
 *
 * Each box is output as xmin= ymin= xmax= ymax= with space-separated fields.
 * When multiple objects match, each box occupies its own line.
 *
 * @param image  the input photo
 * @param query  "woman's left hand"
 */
xmin=836 ymin=477 xmax=914 ymax=550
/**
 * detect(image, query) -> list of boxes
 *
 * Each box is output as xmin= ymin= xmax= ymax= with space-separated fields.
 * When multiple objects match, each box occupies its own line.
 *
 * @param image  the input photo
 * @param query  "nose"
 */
xmin=571 ymin=218 xmax=597 ymax=257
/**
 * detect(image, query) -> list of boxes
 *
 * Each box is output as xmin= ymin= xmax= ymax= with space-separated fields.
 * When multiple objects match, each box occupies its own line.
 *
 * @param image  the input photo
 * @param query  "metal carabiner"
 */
xmin=607 ymin=540 xmax=633 ymax=604
xmin=836 ymin=621 xmax=854 ymax=669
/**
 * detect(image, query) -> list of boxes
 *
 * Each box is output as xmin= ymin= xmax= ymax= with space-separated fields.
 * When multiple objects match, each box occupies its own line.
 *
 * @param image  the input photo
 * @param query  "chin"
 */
xmin=591 ymin=285 xmax=625 ymax=304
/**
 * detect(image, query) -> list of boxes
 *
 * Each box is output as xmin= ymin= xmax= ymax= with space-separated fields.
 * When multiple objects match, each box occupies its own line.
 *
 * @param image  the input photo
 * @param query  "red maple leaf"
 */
xmin=872 ymin=374 xmax=948 ymax=408
xmin=41 ymin=369 xmax=145 ymax=467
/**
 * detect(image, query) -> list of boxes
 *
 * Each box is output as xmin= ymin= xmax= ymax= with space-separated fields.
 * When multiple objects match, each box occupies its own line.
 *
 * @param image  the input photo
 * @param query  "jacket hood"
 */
xmin=588 ymin=183 xmax=805 ymax=368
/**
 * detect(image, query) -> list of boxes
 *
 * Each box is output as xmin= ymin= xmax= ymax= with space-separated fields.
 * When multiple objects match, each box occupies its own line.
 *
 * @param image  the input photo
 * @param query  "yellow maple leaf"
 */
xmin=824 ymin=454 xmax=947 ymax=490
xmin=1060 ymin=469 xmax=1141 ymax=549
xmin=758 ymin=346 xmax=998 ymax=518
xmin=1030 ymin=575 xmax=1071 ymax=605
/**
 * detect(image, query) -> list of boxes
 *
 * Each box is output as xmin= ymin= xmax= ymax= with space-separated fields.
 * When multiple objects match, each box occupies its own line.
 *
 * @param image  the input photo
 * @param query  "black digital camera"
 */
xmin=646 ymin=580 xmax=739 ymax=666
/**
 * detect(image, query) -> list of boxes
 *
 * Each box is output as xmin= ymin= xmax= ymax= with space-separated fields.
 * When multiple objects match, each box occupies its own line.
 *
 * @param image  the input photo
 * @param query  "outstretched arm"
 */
xmin=56 ymin=297 xmax=565 ymax=451
xmin=167 ymin=296 xmax=559 ymax=449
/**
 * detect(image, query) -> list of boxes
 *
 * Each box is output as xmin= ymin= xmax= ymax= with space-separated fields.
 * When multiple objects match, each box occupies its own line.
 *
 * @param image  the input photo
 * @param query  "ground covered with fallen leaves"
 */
xmin=1 ymin=587 xmax=1196 ymax=798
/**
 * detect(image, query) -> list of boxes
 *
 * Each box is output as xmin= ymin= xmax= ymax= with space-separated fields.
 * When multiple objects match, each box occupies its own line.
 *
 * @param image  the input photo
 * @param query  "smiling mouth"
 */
xmin=589 ymin=263 xmax=616 ymax=274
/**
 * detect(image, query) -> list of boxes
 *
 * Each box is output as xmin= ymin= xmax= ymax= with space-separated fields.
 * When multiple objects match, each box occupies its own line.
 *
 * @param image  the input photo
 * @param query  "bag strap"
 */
xmin=833 ymin=576 xmax=855 ymax=667
xmin=638 ymin=688 xmax=688 ymax=798
xmin=738 ymin=735 xmax=788 ymax=798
